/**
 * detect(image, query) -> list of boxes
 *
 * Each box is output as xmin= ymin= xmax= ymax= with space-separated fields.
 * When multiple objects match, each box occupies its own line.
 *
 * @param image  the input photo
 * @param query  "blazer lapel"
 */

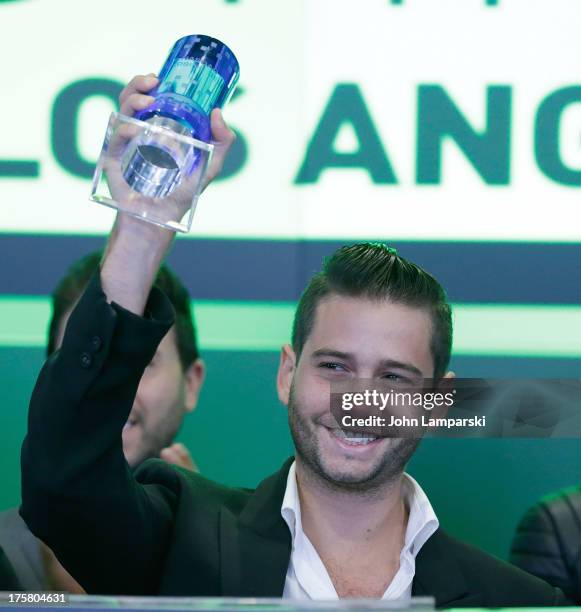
xmin=413 ymin=529 xmax=482 ymax=607
xmin=220 ymin=458 xmax=293 ymax=597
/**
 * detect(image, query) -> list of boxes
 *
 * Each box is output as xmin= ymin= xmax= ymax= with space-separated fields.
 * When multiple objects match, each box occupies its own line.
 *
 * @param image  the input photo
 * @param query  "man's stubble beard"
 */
xmin=124 ymin=408 xmax=185 ymax=468
xmin=287 ymin=384 xmax=421 ymax=494
xmin=126 ymin=377 xmax=191 ymax=468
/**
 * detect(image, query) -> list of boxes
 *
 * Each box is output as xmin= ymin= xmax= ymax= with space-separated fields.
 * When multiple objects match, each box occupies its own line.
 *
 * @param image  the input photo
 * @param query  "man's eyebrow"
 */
xmin=310 ymin=349 xmax=354 ymax=361
xmin=311 ymin=350 xmax=423 ymax=377
xmin=377 ymin=359 xmax=423 ymax=377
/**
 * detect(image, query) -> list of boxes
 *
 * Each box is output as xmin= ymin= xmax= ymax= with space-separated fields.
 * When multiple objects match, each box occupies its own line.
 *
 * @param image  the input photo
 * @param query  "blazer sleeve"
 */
xmin=510 ymin=493 xmax=581 ymax=604
xmin=20 ymin=270 xmax=179 ymax=595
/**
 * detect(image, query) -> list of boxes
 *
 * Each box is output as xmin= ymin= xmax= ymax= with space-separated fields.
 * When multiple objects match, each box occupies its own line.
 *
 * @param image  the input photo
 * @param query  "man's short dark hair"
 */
xmin=47 ymin=251 xmax=199 ymax=369
xmin=291 ymin=243 xmax=452 ymax=380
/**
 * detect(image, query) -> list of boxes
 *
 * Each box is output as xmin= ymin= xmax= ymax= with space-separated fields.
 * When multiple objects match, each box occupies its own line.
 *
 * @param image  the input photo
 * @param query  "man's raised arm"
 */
xmin=101 ymin=74 xmax=235 ymax=316
xmin=20 ymin=75 xmax=235 ymax=595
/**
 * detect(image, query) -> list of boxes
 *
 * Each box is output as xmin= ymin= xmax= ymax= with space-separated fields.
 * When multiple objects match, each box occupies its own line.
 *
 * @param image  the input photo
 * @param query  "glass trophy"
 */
xmin=90 ymin=35 xmax=240 ymax=232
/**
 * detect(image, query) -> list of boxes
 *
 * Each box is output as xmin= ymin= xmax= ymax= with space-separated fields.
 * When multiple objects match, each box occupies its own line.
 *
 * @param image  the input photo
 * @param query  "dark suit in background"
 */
xmin=0 ymin=542 xmax=22 ymax=591
xmin=0 ymin=508 xmax=45 ymax=590
xmin=511 ymin=485 xmax=581 ymax=604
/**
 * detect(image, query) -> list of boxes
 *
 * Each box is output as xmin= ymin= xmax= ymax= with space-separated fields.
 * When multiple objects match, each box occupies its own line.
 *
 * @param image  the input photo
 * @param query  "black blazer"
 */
xmin=20 ymin=273 xmax=567 ymax=606
xmin=511 ymin=485 xmax=581 ymax=603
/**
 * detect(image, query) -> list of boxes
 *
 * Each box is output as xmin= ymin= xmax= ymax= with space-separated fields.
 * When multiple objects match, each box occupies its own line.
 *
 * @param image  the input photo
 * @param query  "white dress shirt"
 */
xmin=281 ymin=461 xmax=439 ymax=601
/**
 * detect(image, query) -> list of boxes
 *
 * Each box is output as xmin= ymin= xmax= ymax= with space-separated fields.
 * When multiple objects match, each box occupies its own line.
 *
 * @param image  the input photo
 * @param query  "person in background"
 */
xmin=0 ymin=545 xmax=21 ymax=590
xmin=0 ymin=251 xmax=204 ymax=591
xmin=510 ymin=486 xmax=581 ymax=604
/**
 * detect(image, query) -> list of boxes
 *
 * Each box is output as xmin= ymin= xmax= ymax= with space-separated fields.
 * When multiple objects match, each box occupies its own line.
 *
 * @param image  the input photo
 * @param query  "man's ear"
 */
xmin=431 ymin=371 xmax=456 ymax=419
xmin=438 ymin=371 xmax=456 ymax=390
xmin=184 ymin=358 xmax=206 ymax=412
xmin=276 ymin=344 xmax=296 ymax=407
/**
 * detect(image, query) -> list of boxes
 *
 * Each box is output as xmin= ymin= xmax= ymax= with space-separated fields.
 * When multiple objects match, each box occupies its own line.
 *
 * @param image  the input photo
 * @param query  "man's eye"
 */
xmin=319 ymin=362 xmax=346 ymax=372
xmin=381 ymin=373 xmax=416 ymax=387
xmin=381 ymin=373 xmax=412 ymax=384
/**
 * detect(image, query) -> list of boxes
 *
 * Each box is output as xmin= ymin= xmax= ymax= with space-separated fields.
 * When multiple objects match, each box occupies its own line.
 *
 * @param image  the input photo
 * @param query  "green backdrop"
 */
xmin=2 ymin=346 xmax=579 ymax=562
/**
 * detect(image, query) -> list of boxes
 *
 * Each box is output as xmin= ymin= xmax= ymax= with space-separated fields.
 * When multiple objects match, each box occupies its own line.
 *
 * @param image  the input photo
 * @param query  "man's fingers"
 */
xmin=162 ymin=443 xmax=188 ymax=461
xmin=202 ymin=109 xmax=236 ymax=188
xmin=119 ymin=74 xmax=158 ymax=109
xmin=119 ymin=74 xmax=158 ymax=103
xmin=160 ymin=443 xmax=198 ymax=472
xmin=160 ymin=446 xmax=182 ymax=466
xmin=171 ymin=443 xmax=190 ymax=459
xmin=120 ymin=93 xmax=156 ymax=118
xmin=116 ymin=82 xmax=235 ymax=189
xmin=160 ymin=447 xmax=178 ymax=461
xmin=210 ymin=108 xmax=236 ymax=145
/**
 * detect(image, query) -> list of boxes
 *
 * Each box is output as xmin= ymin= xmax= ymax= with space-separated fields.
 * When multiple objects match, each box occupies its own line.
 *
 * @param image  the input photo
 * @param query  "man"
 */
xmin=20 ymin=75 xmax=566 ymax=606
xmin=2 ymin=251 xmax=204 ymax=590
xmin=46 ymin=251 xmax=204 ymax=470
xmin=510 ymin=486 xmax=581 ymax=603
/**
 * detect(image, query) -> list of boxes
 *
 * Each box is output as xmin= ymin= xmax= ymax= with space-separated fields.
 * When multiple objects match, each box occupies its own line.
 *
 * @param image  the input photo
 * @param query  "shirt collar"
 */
xmin=400 ymin=472 xmax=439 ymax=557
xmin=280 ymin=461 xmax=439 ymax=556
xmin=281 ymin=461 xmax=301 ymax=540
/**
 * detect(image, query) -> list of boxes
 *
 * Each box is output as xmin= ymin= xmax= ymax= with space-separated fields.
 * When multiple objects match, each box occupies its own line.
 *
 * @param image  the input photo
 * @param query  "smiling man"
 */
xmin=20 ymin=75 xmax=567 ymax=606
xmin=276 ymin=251 xmax=449 ymax=600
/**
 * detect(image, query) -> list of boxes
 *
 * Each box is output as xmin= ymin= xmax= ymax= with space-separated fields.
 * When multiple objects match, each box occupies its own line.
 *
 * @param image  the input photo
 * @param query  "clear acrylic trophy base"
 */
xmin=90 ymin=112 xmax=213 ymax=233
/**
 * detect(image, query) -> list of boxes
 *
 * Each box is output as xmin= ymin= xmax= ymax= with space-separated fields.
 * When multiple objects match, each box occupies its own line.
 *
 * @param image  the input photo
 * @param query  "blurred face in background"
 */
xmin=55 ymin=309 xmax=205 ymax=467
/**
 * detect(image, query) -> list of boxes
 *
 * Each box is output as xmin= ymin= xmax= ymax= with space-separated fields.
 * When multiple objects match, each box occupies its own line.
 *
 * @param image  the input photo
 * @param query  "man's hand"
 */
xmin=118 ymin=74 xmax=236 ymax=191
xmin=100 ymin=74 xmax=236 ymax=316
xmin=160 ymin=443 xmax=198 ymax=473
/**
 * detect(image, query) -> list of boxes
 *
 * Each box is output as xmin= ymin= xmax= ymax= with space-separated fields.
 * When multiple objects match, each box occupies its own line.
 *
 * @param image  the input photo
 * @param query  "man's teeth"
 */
xmin=332 ymin=429 xmax=378 ymax=445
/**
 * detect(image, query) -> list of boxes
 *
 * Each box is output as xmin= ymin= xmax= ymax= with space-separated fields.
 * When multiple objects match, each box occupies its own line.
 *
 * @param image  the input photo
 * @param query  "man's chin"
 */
xmin=309 ymin=439 xmax=385 ymax=487
xmin=310 ymin=427 xmax=410 ymax=489
xmin=122 ymin=432 xmax=146 ymax=468
xmin=316 ymin=455 xmax=387 ymax=486
xmin=122 ymin=446 xmax=140 ymax=468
